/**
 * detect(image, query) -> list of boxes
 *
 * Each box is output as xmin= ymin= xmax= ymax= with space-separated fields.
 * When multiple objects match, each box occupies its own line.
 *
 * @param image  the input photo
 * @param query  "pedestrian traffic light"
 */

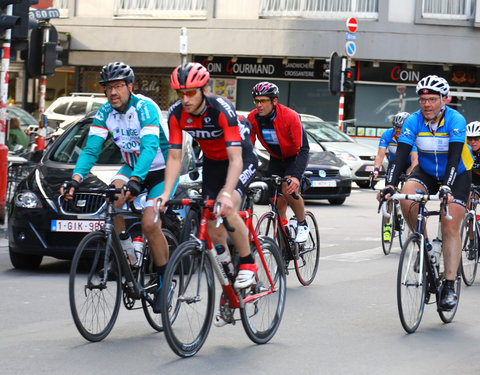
xmin=343 ymin=67 xmax=355 ymax=93
xmin=0 ymin=0 xmax=21 ymax=41
xmin=12 ymin=0 xmax=38 ymax=47
xmin=327 ymin=52 xmax=342 ymax=96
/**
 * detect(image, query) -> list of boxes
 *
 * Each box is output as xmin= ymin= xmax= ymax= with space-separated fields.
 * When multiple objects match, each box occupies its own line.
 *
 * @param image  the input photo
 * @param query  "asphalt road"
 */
xmin=2 ymin=188 xmax=480 ymax=374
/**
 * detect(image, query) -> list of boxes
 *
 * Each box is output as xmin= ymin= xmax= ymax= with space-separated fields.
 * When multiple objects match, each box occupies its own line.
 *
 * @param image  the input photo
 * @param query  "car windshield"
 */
xmin=7 ymin=106 xmax=37 ymax=127
xmin=51 ymin=120 xmax=123 ymax=164
xmin=303 ymin=120 xmax=354 ymax=143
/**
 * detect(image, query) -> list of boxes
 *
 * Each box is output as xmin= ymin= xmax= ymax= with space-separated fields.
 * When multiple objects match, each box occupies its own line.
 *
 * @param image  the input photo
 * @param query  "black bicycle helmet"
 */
xmin=252 ymin=82 xmax=279 ymax=98
xmin=99 ymin=62 xmax=135 ymax=86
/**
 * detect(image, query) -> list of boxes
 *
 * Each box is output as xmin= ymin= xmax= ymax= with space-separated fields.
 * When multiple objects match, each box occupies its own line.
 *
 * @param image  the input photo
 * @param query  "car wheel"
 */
xmin=328 ymin=197 xmax=346 ymax=205
xmin=356 ymin=181 xmax=373 ymax=189
xmin=9 ymin=247 xmax=43 ymax=269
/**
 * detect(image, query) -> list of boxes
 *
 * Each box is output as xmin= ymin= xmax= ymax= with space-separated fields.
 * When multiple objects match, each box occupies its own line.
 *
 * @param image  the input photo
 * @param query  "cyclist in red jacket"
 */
xmin=248 ymin=82 xmax=310 ymax=242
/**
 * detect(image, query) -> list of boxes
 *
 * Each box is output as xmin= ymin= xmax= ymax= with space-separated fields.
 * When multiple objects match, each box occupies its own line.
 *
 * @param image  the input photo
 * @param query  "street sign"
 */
xmin=396 ymin=85 xmax=407 ymax=94
xmin=345 ymin=41 xmax=356 ymax=57
xmin=30 ymin=8 xmax=60 ymax=20
xmin=346 ymin=17 xmax=358 ymax=33
xmin=345 ymin=32 xmax=357 ymax=41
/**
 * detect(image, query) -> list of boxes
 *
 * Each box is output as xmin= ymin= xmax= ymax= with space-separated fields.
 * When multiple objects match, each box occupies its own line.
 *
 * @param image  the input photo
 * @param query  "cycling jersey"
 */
xmin=248 ymin=103 xmax=309 ymax=179
xmin=379 ymin=127 xmax=417 ymax=164
xmin=397 ymin=105 xmax=473 ymax=180
xmin=74 ymin=93 xmax=169 ymax=182
xmin=472 ymin=151 xmax=480 ymax=185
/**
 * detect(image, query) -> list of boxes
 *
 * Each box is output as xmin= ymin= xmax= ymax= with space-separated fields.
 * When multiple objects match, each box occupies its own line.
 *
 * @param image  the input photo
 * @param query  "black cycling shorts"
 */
xmin=407 ymin=165 xmax=471 ymax=207
xmin=202 ymin=153 xmax=258 ymax=199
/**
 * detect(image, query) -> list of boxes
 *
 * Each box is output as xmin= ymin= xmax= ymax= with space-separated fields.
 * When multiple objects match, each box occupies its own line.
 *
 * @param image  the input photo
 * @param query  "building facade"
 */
xmin=18 ymin=0 xmax=480 ymax=136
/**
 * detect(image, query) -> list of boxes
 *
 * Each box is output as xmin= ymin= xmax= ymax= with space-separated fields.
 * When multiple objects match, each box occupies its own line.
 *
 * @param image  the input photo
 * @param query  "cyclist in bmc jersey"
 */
xmin=60 ymin=62 xmax=171 ymax=313
xmin=466 ymin=121 xmax=480 ymax=186
xmin=157 ymin=63 xmax=258 ymax=327
xmin=380 ymin=75 xmax=473 ymax=311
xmin=248 ymin=82 xmax=310 ymax=243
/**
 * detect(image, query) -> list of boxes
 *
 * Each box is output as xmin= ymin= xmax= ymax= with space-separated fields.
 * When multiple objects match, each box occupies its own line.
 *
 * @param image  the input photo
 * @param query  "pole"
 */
xmin=0 ymin=4 xmax=13 ymax=224
xmin=180 ymin=27 xmax=187 ymax=65
xmin=338 ymin=93 xmax=344 ymax=131
xmin=35 ymin=23 xmax=49 ymax=151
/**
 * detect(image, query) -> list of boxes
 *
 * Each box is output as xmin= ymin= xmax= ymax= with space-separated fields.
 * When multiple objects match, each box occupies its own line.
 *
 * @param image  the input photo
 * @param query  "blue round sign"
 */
xmin=345 ymin=41 xmax=356 ymax=57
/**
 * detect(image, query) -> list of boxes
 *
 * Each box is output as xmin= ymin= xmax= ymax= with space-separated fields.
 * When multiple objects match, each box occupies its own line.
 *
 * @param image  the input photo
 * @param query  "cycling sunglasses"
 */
xmin=177 ymin=89 xmax=199 ymax=98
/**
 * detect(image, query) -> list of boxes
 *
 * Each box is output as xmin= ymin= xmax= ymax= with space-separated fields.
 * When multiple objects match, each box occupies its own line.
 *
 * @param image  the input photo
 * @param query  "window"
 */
xmin=67 ymin=101 xmax=88 ymax=116
xmin=53 ymin=0 xmax=69 ymax=18
xmin=114 ymin=0 xmax=207 ymax=19
xmin=52 ymin=102 xmax=69 ymax=116
xmin=259 ymin=0 xmax=378 ymax=19
xmin=422 ymin=0 xmax=474 ymax=20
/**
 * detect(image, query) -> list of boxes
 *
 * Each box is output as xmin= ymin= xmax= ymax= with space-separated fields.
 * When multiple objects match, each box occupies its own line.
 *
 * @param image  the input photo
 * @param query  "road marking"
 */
xmin=321 ymin=247 xmax=386 ymax=262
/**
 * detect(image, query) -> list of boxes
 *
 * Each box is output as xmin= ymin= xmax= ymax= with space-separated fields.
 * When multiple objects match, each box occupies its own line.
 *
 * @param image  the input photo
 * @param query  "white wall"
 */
xmin=76 ymin=0 xmax=114 ymax=18
xmin=214 ymin=0 xmax=260 ymax=19
xmin=388 ymin=0 xmax=415 ymax=23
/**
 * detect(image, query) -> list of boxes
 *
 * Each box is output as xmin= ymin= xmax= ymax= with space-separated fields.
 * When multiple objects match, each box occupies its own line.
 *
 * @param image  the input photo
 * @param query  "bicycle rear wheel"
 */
xmin=141 ymin=229 xmax=178 ymax=332
xmin=460 ymin=212 xmax=478 ymax=286
xmin=69 ymin=230 xmax=122 ymax=342
xmin=381 ymin=201 xmax=395 ymax=255
xmin=294 ymin=211 xmax=320 ymax=285
xmin=240 ymin=236 xmax=286 ymax=344
xmin=161 ymin=241 xmax=215 ymax=357
xmin=437 ymin=251 xmax=461 ymax=323
xmin=397 ymin=234 xmax=426 ymax=333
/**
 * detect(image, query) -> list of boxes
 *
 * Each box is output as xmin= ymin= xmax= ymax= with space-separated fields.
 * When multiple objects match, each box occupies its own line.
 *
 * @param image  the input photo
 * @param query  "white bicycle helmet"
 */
xmin=416 ymin=75 xmax=449 ymax=97
xmin=392 ymin=112 xmax=410 ymax=128
xmin=467 ymin=121 xmax=480 ymax=137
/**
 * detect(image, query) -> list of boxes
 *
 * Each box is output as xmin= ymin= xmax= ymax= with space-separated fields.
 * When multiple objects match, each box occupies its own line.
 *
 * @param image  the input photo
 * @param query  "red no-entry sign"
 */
xmin=346 ymin=17 xmax=358 ymax=33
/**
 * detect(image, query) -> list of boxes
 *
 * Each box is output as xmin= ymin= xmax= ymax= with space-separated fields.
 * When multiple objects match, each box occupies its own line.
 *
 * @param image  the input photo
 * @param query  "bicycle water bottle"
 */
xmin=432 ymin=238 xmax=442 ymax=264
xmin=289 ymin=217 xmax=297 ymax=238
xmin=120 ymin=231 xmax=137 ymax=266
xmin=133 ymin=236 xmax=145 ymax=267
xmin=215 ymin=244 xmax=235 ymax=282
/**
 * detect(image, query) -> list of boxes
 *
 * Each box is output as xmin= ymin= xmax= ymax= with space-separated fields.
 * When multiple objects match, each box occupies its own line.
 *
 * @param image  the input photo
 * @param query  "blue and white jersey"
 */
xmin=74 ymin=93 xmax=169 ymax=182
xmin=398 ymin=105 xmax=473 ymax=180
xmin=379 ymin=127 xmax=417 ymax=164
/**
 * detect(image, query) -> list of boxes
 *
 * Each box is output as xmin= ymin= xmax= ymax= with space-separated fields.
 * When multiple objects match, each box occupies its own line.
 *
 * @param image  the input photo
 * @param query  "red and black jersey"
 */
xmin=168 ymin=95 xmax=245 ymax=161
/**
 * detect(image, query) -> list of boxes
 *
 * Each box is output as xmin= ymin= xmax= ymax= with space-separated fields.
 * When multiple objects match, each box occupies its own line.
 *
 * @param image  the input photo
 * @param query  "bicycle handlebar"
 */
xmin=257 ymin=175 xmax=299 ymax=200
xmin=381 ymin=193 xmax=452 ymax=220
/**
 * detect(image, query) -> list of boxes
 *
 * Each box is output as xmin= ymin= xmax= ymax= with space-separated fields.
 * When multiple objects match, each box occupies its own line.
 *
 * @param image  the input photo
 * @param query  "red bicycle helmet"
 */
xmin=170 ymin=63 xmax=210 ymax=89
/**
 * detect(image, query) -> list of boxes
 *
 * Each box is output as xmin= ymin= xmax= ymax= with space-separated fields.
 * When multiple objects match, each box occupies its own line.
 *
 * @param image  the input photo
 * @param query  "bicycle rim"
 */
xmin=161 ymin=241 xmax=215 ymax=357
xmin=294 ymin=211 xmax=320 ymax=286
xmin=397 ymin=234 xmax=426 ymax=333
xmin=69 ymin=231 xmax=122 ymax=342
xmin=240 ymin=236 xmax=286 ymax=344
xmin=460 ymin=213 xmax=478 ymax=286
xmin=381 ymin=202 xmax=394 ymax=255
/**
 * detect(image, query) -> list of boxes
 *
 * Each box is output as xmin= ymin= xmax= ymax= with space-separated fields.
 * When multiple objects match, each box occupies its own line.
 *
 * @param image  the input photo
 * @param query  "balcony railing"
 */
xmin=113 ymin=0 xmax=207 ymax=19
xmin=259 ymin=0 xmax=378 ymax=19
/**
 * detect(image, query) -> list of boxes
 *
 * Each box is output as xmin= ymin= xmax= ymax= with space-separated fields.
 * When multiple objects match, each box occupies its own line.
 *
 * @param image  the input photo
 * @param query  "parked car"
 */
xmin=301 ymin=115 xmax=387 ymax=188
xmin=7 ymin=105 xmax=37 ymax=131
xmin=44 ymin=93 xmax=107 ymax=130
xmin=7 ymin=112 xmax=201 ymax=270
xmin=252 ymin=129 xmax=352 ymax=205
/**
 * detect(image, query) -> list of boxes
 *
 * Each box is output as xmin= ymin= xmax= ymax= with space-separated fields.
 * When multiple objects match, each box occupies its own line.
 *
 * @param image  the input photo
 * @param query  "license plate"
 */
xmin=364 ymin=165 xmax=374 ymax=172
xmin=312 ymin=180 xmax=336 ymax=187
xmin=51 ymin=220 xmax=105 ymax=233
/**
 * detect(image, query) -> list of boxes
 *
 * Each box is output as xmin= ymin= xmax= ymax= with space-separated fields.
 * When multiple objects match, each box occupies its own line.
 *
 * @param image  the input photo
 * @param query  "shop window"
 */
xmin=260 ymin=0 xmax=378 ymax=19
xmin=113 ymin=0 xmax=207 ymax=19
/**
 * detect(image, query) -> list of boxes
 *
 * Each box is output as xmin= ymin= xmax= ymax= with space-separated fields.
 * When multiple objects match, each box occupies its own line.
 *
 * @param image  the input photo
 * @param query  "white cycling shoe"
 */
xmin=233 ymin=263 xmax=258 ymax=289
xmin=295 ymin=224 xmax=309 ymax=243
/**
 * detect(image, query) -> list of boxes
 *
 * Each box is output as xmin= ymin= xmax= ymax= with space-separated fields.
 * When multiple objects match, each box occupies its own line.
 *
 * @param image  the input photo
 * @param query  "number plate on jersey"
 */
xmin=312 ymin=180 xmax=336 ymax=187
xmin=51 ymin=220 xmax=105 ymax=233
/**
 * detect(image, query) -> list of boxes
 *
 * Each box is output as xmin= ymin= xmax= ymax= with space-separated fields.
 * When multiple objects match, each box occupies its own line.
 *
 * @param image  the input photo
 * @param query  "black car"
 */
xmin=8 ymin=113 xmax=201 ymax=269
xmin=253 ymin=131 xmax=352 ymax=205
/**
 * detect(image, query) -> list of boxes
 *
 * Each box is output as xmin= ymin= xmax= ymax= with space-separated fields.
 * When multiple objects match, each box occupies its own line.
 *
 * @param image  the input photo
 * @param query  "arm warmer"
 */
xmin=443 ymin=142 xmax=463 ymax=187
xmin=385 ymin=142 xmax=412 ymax=187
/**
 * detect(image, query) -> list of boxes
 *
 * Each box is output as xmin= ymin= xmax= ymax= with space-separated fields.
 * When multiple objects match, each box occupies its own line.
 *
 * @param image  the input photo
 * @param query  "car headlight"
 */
xmin=14 ymin=191 xmax=43 ymax=208
xmin=334 ymin=151 xmax=358 ymax=162
xmin=339 ymin=165 xmax=353 ymax=178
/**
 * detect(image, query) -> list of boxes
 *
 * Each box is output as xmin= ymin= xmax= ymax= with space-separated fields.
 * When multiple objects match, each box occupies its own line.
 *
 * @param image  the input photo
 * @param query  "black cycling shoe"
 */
xmin=152 ymin=280 xmax=176 ymax=314
xmin=467 ymin=242 xmax=477 ymax=261
xmin=439 ymin=282 xmax=457 ymax=311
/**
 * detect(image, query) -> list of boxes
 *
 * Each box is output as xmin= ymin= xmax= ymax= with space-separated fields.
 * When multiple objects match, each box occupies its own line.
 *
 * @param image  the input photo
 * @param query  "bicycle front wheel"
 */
xmin=381 ymin=201 xmax=395 ymax=255
xmin=397 ymin=234 xmax=426 ymax=334
xmin=69 ymin=230 xmax=122 ymax=342
xmin=255 ymin=212 xmax=280 ymax=246
xmin=141 ymin=229 xmax=179 ymax=332
xmin=240 ymin=236 xmax=286 ymax=344
xmin=294 ymin=211 xmax=320 ymax=286
xmin=161 ymin=241 xmax=215 ymax=357
xmin=397 ymin=205 xmax=410 ymax=250
xmin=460 ymin=212 xmax=478 ymax=286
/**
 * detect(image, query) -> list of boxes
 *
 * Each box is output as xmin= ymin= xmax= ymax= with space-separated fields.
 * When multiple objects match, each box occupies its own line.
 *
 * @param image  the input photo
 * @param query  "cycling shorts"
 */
xmin=407 ymin=165 xmax=471 ymax=207
xmin=202 ymin=154 xmax=258 ymax=199
xmin=113 ymin=165 xmax=177 ymax=207
xmin=266 ymin=156 xmax=303 ymax=197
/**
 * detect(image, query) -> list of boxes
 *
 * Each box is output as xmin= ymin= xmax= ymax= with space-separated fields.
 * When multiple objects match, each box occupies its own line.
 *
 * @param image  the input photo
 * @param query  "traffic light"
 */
xmin=27 ymin=22 xmax=62 ymax=77
xmin=11 ymin=0 xmax=38 ymax=49
xmin=0 ymin=0 xmax=21 ymax=41
xmin=43 ymin=24 xmax=62 ymax=75
xmin=327 ymin=51 xmax=342 ymax=96
xmin=343 ymin=67 xmax=355 ymax=93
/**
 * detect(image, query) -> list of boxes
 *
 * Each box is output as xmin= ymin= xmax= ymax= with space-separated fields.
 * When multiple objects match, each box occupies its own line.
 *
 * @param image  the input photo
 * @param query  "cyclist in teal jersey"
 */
xmin=61 ymin=62 xmax=171 ymax=313
xmin=380 ymin=75 xmax=473 ymax=311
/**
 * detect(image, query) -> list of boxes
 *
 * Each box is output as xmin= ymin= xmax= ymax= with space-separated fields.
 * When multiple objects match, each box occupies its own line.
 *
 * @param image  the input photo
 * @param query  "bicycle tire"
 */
xmin=141 ymin=229 xmax=179 ymax=332
xmin=397 ymin=233 xmax=426 ymax=334
xmin=460 ymin=212 xmax=478 ymax=286
xmin=397 ymin=204 xmax=410 ymax=250
xmin=240 ymin=236 xmax=286 ymax=344
xmin=437 ymin=250 xmax=461 ymax=323
xmin=255 ymin=212 xmax=280 ymax=247
xmin=294 ymin=211 xmax=320 ymax=286
xmin=69 ymin=230 xmax=122 ymax=342
xmin=161 ymin=241 xmax=215 ymax=357
xmin=381 ymin=201 xmax=395 ymax=255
